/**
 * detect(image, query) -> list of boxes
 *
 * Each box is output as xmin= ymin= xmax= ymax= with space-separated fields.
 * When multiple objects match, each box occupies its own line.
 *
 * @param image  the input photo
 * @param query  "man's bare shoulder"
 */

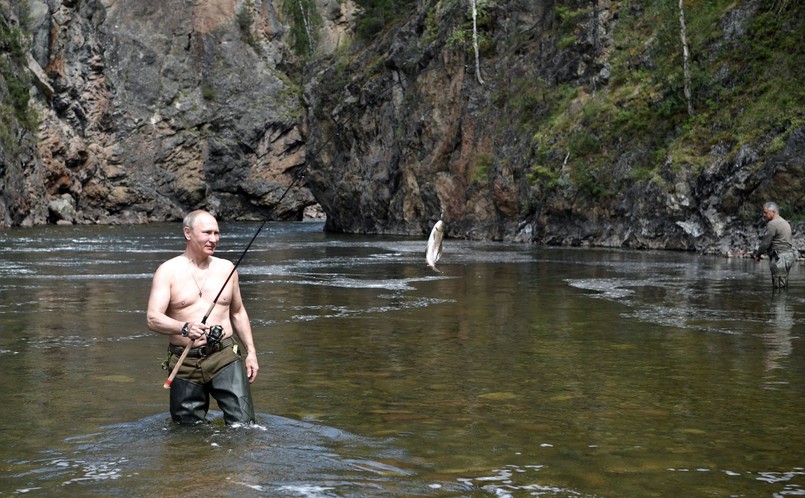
xmin=155 ymin=255 xmax=187 ymax=273
xmin=211 ymin=256 xmax=235 ymax=271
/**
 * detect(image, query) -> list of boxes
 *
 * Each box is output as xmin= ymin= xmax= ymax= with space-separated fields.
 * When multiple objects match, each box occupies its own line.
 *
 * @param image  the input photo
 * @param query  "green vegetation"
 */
xmin=0 ymin=0 xmax=37 ymax=152
xmin=280 ymin=0 xmax=322 ymax=56
xmin=555 ymin=4 xmax=593 ymax=50
xmin=444 ymin=0 xmax=495 ymax=56
xmin=236 ymin=1 xmax=258 ymax=49
xmin=353 ymin=0 xmax=419 ymax=41
xmin=201 ymin=84 xmax=217 ymax=101
xmin=472 ymin=152 xmax=492 ymax=184
xmin=506 ymin=0 xmax=805 ymax=206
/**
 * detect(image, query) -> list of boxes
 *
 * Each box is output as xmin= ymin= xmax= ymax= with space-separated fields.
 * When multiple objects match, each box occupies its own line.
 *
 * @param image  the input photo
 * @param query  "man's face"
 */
xmin=762 ymin=207 xmax=775 ymax=221
xmin=185 ymin=214 xmax=220 ymax=255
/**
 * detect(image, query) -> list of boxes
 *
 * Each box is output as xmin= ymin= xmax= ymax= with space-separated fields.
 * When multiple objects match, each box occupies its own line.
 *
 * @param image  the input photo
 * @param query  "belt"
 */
xmin=168 ymin=337 xmax=236 ymax=358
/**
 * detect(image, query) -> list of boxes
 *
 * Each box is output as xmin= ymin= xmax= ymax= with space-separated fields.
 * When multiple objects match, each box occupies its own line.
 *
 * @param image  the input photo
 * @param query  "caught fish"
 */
xmin=425 ymin=220 xmax=445 ymax=273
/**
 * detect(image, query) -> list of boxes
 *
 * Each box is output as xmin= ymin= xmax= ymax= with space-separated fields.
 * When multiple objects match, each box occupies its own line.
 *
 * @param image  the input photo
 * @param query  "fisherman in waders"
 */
xmin=753 ymin=202 xmax=797 ymax=289
xmin=147 ymin=210 xmax=259 ymax=424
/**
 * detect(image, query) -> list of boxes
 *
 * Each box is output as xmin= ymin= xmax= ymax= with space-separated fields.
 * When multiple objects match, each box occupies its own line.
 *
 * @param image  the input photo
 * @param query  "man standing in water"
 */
xmin=753 ymin=202 xmax=797 ymax=289
xmin=147 ymin=210 xmax=259 ymax=424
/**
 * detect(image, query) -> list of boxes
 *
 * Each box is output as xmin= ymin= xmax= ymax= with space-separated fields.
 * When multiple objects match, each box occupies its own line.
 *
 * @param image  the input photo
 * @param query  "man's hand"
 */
xmin=244 ymin=353 xmax=259 ymax=383
xmin=185 ymin=321 xmax=208 ymax=341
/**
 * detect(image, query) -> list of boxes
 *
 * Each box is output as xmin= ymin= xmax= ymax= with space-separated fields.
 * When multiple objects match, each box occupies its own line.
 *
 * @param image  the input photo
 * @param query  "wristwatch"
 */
xmin=181 ymin=322 xmax=190 ymax=337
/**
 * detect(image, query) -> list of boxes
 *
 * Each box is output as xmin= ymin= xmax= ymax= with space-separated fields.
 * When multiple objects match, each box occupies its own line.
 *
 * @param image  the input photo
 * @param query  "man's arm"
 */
xmin=754 ymin=228 xmax=774 ymax=260
xmin=146 ymin=263 xmax=184 ymax=336
xmin=229 ymin=270 xmax=259 ymax=383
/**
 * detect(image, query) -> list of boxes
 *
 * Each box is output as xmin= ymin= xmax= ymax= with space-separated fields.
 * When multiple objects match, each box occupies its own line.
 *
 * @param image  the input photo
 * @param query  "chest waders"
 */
xmin=168 ymin=345 xmax=255 ymax=425
xmin=770 ymin=251 xmax=796 ymax=289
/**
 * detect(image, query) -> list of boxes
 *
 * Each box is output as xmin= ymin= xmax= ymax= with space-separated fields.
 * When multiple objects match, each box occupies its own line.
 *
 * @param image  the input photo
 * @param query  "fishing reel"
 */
xmin=199 ymin=325 xmax=224 ymax=356
xmin=207 ymin=325 xmax=224 ymax=347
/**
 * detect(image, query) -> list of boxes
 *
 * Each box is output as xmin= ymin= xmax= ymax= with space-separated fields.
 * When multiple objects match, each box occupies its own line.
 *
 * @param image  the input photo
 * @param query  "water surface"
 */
xmin=0 ymin=221 xmax=803 ymax=496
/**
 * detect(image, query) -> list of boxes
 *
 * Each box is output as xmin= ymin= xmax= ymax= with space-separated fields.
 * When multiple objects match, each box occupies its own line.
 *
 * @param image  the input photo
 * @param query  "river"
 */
xmin=0 ymin=221 xmax=803 ymax=496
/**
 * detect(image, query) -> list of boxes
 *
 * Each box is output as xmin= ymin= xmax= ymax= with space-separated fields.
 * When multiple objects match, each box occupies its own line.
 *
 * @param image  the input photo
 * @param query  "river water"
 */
xmin=0 ymin=221 xmax=803 ymax=497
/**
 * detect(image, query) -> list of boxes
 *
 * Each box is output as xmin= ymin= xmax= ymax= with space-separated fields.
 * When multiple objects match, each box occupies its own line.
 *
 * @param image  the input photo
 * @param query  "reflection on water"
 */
xmin=765 ymin=295 xmax=794 ymax=371
xmin=0 ymin=222 xmax=804 ymax=496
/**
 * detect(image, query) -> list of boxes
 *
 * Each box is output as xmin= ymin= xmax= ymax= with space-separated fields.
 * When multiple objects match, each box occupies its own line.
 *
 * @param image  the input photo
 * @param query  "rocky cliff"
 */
xmin=2 ymin=0 xmax=317 ymax=226
xmin=303 ymin=0 xmax=805 ymax=254
xmin=1 ymin=0 xmax=804 ymax=255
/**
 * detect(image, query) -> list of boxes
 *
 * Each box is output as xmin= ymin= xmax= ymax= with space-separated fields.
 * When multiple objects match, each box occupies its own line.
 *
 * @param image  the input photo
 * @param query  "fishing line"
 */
xmin=305 ymin=62 xmax=450 ymax=230
xmin=222 ymin=62 xmax=443 ymax=298
xmin=162 ymin=178 xmax=299 ymax=388
xmin=164 ymin=60 xmax=447 ymax=388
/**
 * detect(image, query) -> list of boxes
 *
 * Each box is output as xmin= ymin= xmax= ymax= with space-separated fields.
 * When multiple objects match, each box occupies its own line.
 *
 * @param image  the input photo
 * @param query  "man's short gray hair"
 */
xmin=183 ymin=210 xmax=207 ymax=229
xmin=763 ymin=202 xmax=780 ymax=213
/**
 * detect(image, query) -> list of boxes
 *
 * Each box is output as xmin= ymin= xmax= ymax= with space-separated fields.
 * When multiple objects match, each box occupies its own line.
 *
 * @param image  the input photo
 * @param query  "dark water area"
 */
xmin=0 ymin=221 xmax=803 ymax=497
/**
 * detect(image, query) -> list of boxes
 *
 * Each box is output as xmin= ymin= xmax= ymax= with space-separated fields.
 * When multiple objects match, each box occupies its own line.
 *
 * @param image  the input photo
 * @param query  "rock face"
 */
xmin=8 ymin=0 xmax=315 ymax=226
xmin=1 ymin=0 xmax=803 ymax=256
xmin=302 ymin=0 xmax=805 ymax=254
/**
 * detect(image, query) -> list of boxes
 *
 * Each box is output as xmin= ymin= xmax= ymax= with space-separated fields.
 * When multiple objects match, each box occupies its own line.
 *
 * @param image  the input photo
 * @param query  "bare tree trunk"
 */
xmin=471 ymin=0 xmax=484 ymax=85
xmin=773 ymin=0 xmax=791 ymax=14
xmin=297 ymin=0 xmax=313 ymax=55
xmin=678 ymin=0 xmax=694 ymax=116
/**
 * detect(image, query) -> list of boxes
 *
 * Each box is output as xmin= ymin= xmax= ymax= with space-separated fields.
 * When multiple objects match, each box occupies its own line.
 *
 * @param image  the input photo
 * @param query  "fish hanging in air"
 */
xmin=426 ymin=220 xmax=445 ymax=273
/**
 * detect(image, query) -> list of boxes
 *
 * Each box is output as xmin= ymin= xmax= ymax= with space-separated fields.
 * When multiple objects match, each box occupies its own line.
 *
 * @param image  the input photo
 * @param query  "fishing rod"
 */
xmin=163 ymin=59 xmax=446 ymax=388
xmin=163 ymin=174 xmax=304 ymax=389
xmin=161 ymin=222 xmax=268 ymax=388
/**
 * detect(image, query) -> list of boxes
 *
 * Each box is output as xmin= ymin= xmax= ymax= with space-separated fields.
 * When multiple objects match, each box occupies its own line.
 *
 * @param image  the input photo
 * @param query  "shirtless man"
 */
xmin=147 ymin=210 xmax=259 ymax=424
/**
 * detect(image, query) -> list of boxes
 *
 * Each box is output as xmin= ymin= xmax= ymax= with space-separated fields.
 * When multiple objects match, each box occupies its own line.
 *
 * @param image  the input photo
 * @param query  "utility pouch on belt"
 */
xmin=167 ymin=336 xmax=236 ymax=358
xmin=162 ymin=351 xmax=173 ymax=371
xmin=167 ymin=342 xmax=240 ymax=384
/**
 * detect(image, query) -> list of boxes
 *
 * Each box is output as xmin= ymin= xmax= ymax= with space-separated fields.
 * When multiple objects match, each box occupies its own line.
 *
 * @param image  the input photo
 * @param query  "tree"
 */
xmin=280 ymin=0 xmax=319 ymax=56
xmin=678 ymin=0 xmax=693 ymax=116
xmin=296 ymin=0 xmax=314 ymax=55
xmin=471 ymin=0 xmax=484 ymax=85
